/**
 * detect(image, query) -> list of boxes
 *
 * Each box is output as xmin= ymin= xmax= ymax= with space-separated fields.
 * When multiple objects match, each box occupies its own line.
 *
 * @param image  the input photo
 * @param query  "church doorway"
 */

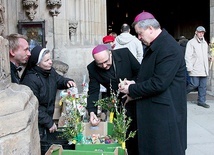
xmin=107 ymin=0 xmax=210 ymax=41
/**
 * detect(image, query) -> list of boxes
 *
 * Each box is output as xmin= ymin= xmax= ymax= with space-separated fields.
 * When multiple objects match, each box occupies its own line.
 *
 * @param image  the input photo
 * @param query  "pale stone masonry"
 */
xmin=0 ymin=1 xmax=105 ymax=153
xmin=209 ymin=0 xmax=214 ymax=94
xmin=1 ymin=0 xmax=106 ymax=90
xmin=0 ymin=36 xmax=40 ymax=154
xmin=0 ymin=84 xmax=41 ymax=155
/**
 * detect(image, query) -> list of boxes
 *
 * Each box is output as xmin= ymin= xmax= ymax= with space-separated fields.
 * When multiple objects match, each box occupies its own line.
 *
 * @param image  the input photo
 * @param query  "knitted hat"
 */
xmin=102 ymin=35 xmax=115 ymax=44
xmin=28 ymin=45 xmax=47 ymax=68
xmin=92 ymin=44 xmax=109 ymax=55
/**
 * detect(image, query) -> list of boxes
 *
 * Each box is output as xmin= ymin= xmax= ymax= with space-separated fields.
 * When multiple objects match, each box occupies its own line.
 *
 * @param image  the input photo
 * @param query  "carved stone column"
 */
xmin=0 ymin=36 xmax=10 ymax=88
xmin=0 ymin=3 xmax=5 ymax=36
xmin=209 ymin=1 xmax=214 ymax=95
xmin=73 ymin=0 xmax=107 ymax=45
xmin=46 ymin=0 xmax=62 ymax=59
xmin=22 ymin=0 xmax=38 ymax=20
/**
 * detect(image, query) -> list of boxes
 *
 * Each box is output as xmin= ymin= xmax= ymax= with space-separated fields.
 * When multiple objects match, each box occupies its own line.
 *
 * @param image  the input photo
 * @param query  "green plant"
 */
xmin=60 ymin=92 xmax=87 ymax=144
xmin=94 ymin=83 xmax=136 ymax=147
xmin=94 ymin=86 xmax=119 ymax=113
xmin=112 ymin=106 xmax=136 ymax=145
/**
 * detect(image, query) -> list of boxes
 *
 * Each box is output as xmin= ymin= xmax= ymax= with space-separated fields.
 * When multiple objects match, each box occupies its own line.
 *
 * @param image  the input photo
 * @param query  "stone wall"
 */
xmin=0 ymin=84 xmax=40 ymax=155
xmin=208 ymin=0 xmax=214 ymax=94
xmin=0 ymin=0 xmax=105 ymax=153
xmin=2 ymin=0 xmax=106 ymax=91
xmin=210 ymin=0 xmax=214 ymax=38
xmin=0 ymin=36 xmax=40 ymax=154
xmin=0 ymin=36 xmax=10 ymax=87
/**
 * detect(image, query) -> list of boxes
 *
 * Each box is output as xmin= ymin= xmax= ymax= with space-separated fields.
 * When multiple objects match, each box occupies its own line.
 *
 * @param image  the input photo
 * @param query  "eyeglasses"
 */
xmin=96 ymin=54 xmax=111 ymax=67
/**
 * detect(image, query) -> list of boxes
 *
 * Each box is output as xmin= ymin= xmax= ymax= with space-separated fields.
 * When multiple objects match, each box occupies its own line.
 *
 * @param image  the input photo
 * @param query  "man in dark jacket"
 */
xmin=87 ymin=44 xmax=140 ymax=155
xmin=119 ymin=11 xmax=187 ymax=155
xmin=6 ymin=33 xmax=31 ymax=83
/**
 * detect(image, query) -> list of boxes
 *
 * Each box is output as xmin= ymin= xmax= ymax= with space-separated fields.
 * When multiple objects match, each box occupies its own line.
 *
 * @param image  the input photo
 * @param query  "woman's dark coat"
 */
xmin=129 ymin=29 xmax=187 ymax=155
xmin=21 ymin=66 xmax=71 ymax=133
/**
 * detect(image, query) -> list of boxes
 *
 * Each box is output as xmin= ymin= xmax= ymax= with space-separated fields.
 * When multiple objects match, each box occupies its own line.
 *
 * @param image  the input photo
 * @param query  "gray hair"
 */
xmin=136 ymin=18 xmax=160 ymax=30
xmin=37 ymin=49 xmax=50 ymax=64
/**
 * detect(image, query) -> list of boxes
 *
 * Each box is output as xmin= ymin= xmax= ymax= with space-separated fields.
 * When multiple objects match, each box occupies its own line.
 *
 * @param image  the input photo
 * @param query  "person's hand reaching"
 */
xmin=67 ymin=80 xmax=76 ymax=88
xmin=90 ymin=112 xmax=100 ymax=126
xmin=122 ymin=94 xmax=134 ymax=106
xmin=49 ymin=123 xmax=57 ymax=133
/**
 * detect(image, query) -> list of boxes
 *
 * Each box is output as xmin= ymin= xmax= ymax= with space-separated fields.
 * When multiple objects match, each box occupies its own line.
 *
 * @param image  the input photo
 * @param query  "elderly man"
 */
xmin=119 ymin=11 xmax=187 ymax=155
xmin=87 ymin=44 xmax=140 ymax=155
xmin=185 ymin=26 xmax=210 ymax=108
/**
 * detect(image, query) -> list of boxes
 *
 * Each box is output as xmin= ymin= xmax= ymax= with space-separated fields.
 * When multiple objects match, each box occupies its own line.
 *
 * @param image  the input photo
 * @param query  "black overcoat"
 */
xmin=87 ymin=47 xmax=140 ymax=114
xmin=87 ymin=47 xmax=141 ymax=155
xmin=129 ymin=29 xmax=187 ymax=155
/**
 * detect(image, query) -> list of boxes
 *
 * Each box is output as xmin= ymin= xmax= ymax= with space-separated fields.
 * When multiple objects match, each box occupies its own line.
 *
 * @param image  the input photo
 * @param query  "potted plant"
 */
xmin=94 ymin=84 xmax=136 ymax=149
xmin=59 ymin=90 xmax=87 ymax=144
xmin=112 ymin=105 xmax=136 ymax=149
xmin=94 ymin=87 xmax=119 ymax=123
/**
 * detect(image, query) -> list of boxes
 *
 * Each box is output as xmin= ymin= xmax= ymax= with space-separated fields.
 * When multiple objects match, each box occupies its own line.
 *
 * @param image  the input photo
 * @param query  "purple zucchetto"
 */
xmin=92 ymin=44 xmax=109 ymax=55
xmin=132 ymin=11 xmax=155 ymax=27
